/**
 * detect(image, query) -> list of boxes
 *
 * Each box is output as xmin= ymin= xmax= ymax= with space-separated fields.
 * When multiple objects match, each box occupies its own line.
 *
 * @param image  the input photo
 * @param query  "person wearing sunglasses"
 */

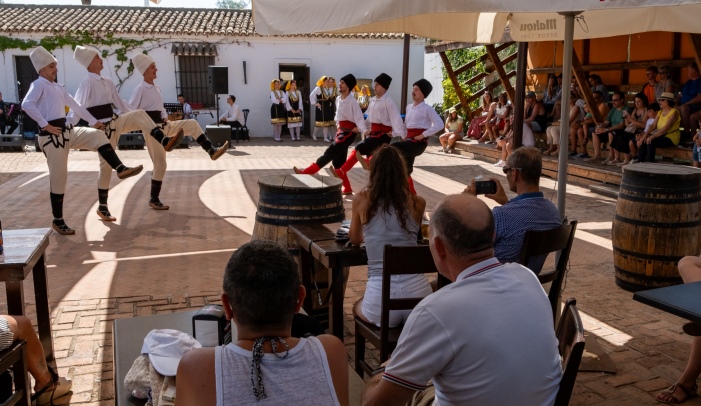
xmin=465 ymin=147 xmax=561 ymax=274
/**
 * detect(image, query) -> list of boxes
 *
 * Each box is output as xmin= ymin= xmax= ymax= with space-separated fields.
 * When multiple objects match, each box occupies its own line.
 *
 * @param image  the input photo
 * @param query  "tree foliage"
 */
xmin=215 ymin=0 xmax=249 ymax=9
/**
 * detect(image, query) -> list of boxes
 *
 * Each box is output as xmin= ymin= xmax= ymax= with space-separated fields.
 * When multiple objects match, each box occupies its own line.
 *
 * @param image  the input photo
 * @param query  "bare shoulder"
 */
xmin=176 ymin=348 xmax=216 ymax=406
xmin=412 ymin=195 xmax=427 ymax=212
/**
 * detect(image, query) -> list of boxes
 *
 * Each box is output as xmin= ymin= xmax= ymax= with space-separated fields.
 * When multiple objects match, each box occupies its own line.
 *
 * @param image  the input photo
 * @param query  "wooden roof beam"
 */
xmin=485 ymin=44 xmax=516 ymax=103
xmin=439 ymin=51 xmax=470 ymax=116
xmin=571 ymin=50 xmax=604 ymax=124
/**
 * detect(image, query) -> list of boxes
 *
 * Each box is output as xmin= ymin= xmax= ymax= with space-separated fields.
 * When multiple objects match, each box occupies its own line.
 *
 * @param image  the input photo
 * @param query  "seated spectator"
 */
xmin=656 ymin=65 xmax=678 ymax=102
xmin=641 ymin=66 xmax=658 ymax=105
xmin=636 ymin=92 xmax=680 ymax=163
xmin=524 ymin=91 xmax=547 ymax=132
xmin=477 ymin=93 xmax=497 ymax=144
xmin=655 ymin=255 xmax=701 ymax=404
xmin=349 ymin=146 xmax=432 ymax=328
xmin=438 ymin=108 xmax=463 ymax=153
xmin=629 ymin=102 xmax=661 ymax=164
xmin=610 ymin=93 xmax=648 ymax=165
xmin=493 ymin=115 xmax=534 ymax=167
xmin=545 ymin=91 xmax=582 ymax=156
xmin=589 ymin=74 xmax=610 ymax=103
xmin=0 ymin=315 xmax=72 ymax=405
xmin=176 ymin=241 xmax=348 ymax=405
xmin=551 ymin=73 xmax=565 ymax=120
xmin=361 ymin=193 xmax=562 ymax=406
xmin=0 ymin=92 xmax=19 ymax=135
xmin=572 ymin=91 xmax=610 ymax=159
xmin=542 ymin=74 xmax=560 ymax=117
xmin=693 ymin=118 xmax=701 ymax=168
xmin=679 ymin=62 xmax=701 ymax=138
xmin=219 ymin=94 xmax=244 ymax=138
xmin=488 ymin=93 xmax=511 ymax=138
xmin=473 ymin=146 xmax=562 ymax=271
xmin=591 ymin=91 xmax=626 ymax=164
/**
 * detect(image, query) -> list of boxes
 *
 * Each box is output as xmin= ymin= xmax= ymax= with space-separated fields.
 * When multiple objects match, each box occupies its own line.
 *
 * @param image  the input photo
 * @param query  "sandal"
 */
xmin=32 ymin=366 xmax=72 ymax=405
xmin=656 ymin=382 xmax=698 ymax=404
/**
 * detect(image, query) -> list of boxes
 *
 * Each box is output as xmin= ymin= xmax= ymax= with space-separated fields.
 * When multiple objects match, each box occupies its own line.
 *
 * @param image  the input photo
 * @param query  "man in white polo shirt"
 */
xmin=362 ymin=193 xmax=562 ymax=406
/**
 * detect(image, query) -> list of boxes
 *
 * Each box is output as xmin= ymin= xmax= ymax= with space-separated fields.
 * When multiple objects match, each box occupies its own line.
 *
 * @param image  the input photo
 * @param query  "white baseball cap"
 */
xmin=141 ymin=329 xmax=202 ymax=376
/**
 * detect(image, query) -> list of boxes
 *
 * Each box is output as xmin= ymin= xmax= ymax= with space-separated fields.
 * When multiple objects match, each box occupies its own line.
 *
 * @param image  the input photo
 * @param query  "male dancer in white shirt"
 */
xmin=333 ymin=73 xmax=405 ymax=178
xmin=392 ymin=79 xmax=443 ymax=195
xmin=294 ymin=74 xmax=367 ymax=195
xmin=22 ymin=46 xmax=143 ymax=235
xmin=70 ymin=46 xmax=183 ymax=221
xmin=129 ymin=53 xmax=228 ymax=210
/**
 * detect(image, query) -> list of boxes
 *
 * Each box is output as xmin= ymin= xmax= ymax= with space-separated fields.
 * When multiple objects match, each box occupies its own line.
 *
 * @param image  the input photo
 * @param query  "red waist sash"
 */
xmin=338 ymin=120 xmax=355 ymax=132
xmin=407 ymin=128 xmax=426 ymax=139
xmin=369 ymin=123 xmax=392 ymax=137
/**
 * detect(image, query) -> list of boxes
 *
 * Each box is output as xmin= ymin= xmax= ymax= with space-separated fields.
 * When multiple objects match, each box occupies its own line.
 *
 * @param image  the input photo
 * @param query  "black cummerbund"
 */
xmin=39 ymin=118 xmax=67 ymax=135
xmin=86 ymin=104 xmax=114 ymax=120
xmin=146 ymin=110 xmax=164 ymax=124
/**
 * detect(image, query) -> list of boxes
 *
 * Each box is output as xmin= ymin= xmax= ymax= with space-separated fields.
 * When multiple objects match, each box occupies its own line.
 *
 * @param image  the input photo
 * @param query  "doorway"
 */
xmin=15 ymin=56 xmax=40 ymax=134
xmin=279 ymin=64 xmax=311 ymax=137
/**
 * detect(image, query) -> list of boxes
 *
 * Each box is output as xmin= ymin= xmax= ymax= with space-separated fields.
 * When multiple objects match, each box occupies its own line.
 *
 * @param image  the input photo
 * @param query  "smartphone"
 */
xmin=475 ymin=180 xmax=497 ymax=195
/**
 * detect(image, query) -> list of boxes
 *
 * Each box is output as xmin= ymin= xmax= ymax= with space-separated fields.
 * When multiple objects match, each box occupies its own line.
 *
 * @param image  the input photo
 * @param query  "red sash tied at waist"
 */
xmin=338 ymin=120 xmax=355 ymax=132
xmin=407 ymin=128 xmax=426 ymax=139
xmin=368 ymin=123 xmax=392 ymax=138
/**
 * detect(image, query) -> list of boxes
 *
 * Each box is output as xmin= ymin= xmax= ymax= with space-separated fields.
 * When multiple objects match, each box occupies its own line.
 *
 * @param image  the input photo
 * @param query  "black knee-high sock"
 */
xmin=151 ymin=179 xmax=163 ymax=201
xmin=98 ymin=188 xmax=109 ymax=207
xmin=195 ymin=134 xmax=213 ymax=151
xmin=50 ymin=193 xmax=64 ymax=220
xmin=150 ymin=127 xmax=167 ymax=143
xmin=97 ymin=144 xmax=125 ymax=172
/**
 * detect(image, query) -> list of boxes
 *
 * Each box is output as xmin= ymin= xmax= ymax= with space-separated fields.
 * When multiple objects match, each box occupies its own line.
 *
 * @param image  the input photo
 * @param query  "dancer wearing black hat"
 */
xmin=391 ymin=79 xmax=443 ymax=194
xmin=333 ymin=73 xmax=405 ymax=178
xmin=294 ymin=74 xmax=367 ymax=195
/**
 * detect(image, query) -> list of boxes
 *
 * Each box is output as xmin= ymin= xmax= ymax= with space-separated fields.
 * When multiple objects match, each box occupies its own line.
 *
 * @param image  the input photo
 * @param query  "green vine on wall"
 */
xmin=0 ymin=32 xmax=148 ymax=89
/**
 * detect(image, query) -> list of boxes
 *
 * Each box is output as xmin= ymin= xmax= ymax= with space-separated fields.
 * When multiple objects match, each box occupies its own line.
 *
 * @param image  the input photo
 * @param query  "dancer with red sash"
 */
xmin=391 ymin=79 xmax=443 ymax=195
xmin=294 ymin=74 xmax=366 ymax=195
xmin=333 ymin=73 xmax=405 ymax=177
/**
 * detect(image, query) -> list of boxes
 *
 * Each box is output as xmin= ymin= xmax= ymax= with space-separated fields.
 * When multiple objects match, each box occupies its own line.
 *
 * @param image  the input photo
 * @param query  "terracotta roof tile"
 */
xmin=0 ymin=4 xmax=407 ymax=39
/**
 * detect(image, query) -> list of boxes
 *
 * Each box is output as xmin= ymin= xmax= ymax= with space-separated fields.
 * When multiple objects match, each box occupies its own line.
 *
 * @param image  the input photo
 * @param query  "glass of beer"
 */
xmin=421 ymin=212 xmax=431 ymax=242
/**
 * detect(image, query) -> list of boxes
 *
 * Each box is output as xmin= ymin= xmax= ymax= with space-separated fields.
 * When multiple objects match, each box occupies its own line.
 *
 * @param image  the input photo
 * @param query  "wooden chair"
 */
xmin=0 ymin=340 xmax=30 ymax=406
xmin=353 ymin=245 xmax=447 ymax=378
xmin=554 ymin=298 xmax=586 ymax=406
xmin=518 ymin=220 xmax=578 ymax=323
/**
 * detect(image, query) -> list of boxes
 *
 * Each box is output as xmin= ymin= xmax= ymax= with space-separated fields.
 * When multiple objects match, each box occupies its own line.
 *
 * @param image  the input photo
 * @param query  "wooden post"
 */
xmin=485 ymin=44 xmax=516 ymax=103
xmin=688 ymin=34 xmax=701 ymax=75
xmin=571 ymin=50 xmax=604 ymax=124
xmin=400 ymin=34 xmax=410 ymax=115
xmin=439 ymin=51 xmax=470 ymax=116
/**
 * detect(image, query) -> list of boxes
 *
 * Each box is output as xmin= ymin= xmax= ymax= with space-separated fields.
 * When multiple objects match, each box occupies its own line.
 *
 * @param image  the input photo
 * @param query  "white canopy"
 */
xmin=252 ymin=0 xmax=701 ymax=219
xmin=253 ymin=0 xmax=701 ymax=42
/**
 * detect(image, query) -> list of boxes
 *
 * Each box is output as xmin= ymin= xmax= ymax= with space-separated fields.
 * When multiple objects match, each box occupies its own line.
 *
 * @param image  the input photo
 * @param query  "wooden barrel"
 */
xmin=251 ymin=174 xmax=346 ymax=327
xmin=613 ymin=163 xmax=701 ymax=292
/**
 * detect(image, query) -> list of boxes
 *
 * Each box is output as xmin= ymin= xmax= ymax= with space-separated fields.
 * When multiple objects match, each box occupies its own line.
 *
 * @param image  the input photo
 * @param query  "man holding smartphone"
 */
xmin=464 ymin=147 xmax=561 ymax=274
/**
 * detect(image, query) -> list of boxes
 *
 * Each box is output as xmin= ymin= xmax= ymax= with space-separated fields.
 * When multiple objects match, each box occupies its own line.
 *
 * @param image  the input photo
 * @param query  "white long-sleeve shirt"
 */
xmin=309 ymin=86 xmax=322 ymax=105
xmin=285 ymin=90 xmax=304 ymax=112
xmin=365 ymin=94 xmax=406 ymax=138
xmin=270 ymin=90 xmax=287 ymax=106
xmin=219 ymin=103 xmax=244 ymax=123
xmin=129 ymin=81 xmax=167 ymax=121
xmin=335 ymin=94 xmax=367 ymax=133
xmin=405 ymin=102 xmax=444 ymax=137
xmin=22 ymin=77 xmax=97 ymax=128
xmin=68 ymin=72 xmax=134 ymax=125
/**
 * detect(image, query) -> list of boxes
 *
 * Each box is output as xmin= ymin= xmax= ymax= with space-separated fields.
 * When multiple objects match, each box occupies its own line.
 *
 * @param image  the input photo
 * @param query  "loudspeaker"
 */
xmin=208 ymin=66 xmax=228 ymax=94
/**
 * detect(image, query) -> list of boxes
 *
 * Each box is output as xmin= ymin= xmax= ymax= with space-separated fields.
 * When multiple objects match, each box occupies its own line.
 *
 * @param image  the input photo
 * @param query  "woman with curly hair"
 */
xmin=349 ymin=146 xmax=433 ymax=327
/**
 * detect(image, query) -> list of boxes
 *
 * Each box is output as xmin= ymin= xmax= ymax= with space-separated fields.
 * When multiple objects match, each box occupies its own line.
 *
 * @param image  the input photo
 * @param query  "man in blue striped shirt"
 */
xmin=466 ymin=146 xmax=561 ymax=274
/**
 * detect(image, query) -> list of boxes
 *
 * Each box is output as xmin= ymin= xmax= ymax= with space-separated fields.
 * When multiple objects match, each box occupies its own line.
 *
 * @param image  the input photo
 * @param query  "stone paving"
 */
xmin=0 ymin=137 xmax=699 ymax=405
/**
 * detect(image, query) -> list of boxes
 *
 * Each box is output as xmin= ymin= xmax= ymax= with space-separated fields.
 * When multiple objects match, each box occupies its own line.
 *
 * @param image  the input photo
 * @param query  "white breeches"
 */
xmin=39 ymin=127 xmax=110 ymax=194
xmin=546 ymin=125 xmax=561 ymax=145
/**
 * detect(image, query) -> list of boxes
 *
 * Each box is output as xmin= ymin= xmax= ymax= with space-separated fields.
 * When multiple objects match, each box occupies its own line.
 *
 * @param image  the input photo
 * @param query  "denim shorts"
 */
xmin=694 ymin=144 xmax=701 ymax=162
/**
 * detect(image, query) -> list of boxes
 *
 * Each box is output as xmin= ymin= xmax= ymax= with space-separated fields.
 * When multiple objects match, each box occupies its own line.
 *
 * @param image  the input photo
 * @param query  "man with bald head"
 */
xmin=362 ymin=194 xmax=562 ymax=406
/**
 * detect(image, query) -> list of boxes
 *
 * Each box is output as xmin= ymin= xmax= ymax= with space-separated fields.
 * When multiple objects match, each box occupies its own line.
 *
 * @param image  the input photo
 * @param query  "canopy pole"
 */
xmin=513 ymin=42 xmax=528 ymax=148
xmin=557 ymin=12 xmax=578 ymax=221
xmin=400 ymin=34 xmax=410 ymax=115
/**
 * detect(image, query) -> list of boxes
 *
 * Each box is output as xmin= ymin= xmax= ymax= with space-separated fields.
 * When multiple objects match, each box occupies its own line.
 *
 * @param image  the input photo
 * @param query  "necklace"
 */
xmin=250 ymin=336 xmax=290 ymax=400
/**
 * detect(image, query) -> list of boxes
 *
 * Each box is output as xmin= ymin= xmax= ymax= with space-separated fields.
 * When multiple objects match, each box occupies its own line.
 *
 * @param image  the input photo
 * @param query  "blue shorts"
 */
xmin=693 ymin=144 xmax=701 ymax=162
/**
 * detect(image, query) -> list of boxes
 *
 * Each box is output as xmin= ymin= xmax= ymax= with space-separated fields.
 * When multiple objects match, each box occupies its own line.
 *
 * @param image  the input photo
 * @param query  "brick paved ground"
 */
xmin=0 ymin=137 xmax=699 ymax=405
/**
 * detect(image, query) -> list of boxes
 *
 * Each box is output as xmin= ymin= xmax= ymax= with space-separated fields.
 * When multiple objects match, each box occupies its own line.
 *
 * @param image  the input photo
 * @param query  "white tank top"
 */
xmin=214 ymin=336 xmax=340 ymax=406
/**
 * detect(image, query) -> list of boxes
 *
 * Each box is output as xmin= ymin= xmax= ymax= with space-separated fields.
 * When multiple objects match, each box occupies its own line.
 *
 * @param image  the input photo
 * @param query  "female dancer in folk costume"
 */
xmin=311 ymin=76 xmax=336 ymax=142
xmin=357 ymin=85 xmax=371 ymax=113
xmin=285 ymin=80 xmax=304 ymax=141
xmin=270 ymin=79 xmax=287 ymax=142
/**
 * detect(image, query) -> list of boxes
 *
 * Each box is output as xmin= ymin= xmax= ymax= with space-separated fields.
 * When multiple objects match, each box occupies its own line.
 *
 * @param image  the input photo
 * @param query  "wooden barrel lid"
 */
xmin=622 ymin=163 xmax=701 ymax=179
xmin=258 ymin=174 xmax=342 ymax=193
